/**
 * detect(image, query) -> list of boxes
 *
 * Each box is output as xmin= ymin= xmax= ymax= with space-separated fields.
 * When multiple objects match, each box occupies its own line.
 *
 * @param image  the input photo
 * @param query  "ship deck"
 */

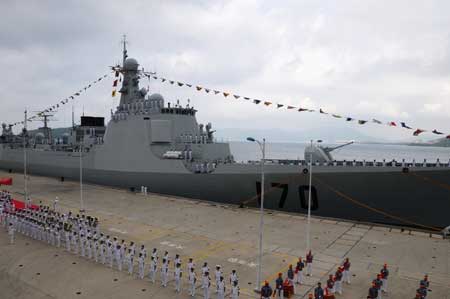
xmin=0 ymin=170 xmax=449 ymax=299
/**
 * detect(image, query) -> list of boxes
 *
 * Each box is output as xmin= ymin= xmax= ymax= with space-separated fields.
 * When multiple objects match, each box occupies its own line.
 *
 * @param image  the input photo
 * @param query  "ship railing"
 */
xmin=246 ymin=159 xmax=450 ymax=168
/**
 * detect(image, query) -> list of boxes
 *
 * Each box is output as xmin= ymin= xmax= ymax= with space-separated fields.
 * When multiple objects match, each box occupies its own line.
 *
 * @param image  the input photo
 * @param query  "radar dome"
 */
xmin=124 ymin=58 xmax=139 ymax=71
xmin=148 ymin=93 xmax=164 ymax=102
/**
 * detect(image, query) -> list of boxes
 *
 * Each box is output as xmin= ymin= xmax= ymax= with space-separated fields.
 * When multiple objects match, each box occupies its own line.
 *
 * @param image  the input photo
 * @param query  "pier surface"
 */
xmin=1 ymin=170 xmax=449 ymax=299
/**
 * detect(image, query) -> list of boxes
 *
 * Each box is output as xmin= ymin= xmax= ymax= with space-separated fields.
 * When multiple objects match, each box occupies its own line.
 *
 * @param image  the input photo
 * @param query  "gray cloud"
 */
xmin=0 ymin=0 xmax=449 ymax=141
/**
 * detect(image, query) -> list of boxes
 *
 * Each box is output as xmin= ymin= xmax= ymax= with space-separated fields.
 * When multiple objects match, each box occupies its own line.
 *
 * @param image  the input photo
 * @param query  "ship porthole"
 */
xmin=302 ymin=168 xmax=308 ymax=174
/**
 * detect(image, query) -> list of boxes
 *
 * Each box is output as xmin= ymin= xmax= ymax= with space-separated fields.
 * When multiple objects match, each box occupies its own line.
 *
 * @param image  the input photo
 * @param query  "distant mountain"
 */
xmin=408 ymin=137 xmax=450 ymax=147
xmin=215 ymin=126 xmax=385 ymax=143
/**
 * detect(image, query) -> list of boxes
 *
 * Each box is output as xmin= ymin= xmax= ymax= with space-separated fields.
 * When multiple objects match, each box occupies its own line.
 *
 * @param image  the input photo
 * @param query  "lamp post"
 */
xmin=79 ymin=144 xmax=84 ymax=213
xmin=306 ymin=139 xmax=321 ymax=252
xmin=247 ymin=137 xmax=265 ymax=292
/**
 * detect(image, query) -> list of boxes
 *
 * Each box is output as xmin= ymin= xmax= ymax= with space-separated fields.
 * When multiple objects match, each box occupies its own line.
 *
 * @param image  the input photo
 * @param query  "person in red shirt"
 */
xmin=327 ymin=274 xmax=335 ymax=294
xmin=306 ymin=250 xmax=313 ymax=276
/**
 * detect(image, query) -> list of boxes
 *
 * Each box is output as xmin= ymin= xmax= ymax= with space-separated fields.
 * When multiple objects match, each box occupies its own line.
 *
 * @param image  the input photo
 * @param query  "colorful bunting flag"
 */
xmin=287 ymin=106 xmax=295 ymax=109
xmin=319 ymin=108 xmax=327 ymax=114
xmin=169 ymin=80 xmax=174 ymax=84
xmin=177 ymin=82 xmax=184 ymax=87
xmin=152 ymin=76 xmax=158 ymax=80
xmin=389 ymin=122 xmax=397 ymax=127
xmin=358 ymin=120 xmax=368 ymax=125
xmin=205 ymin=89 xmax=210 ymax=93
xmin=413 ymin=129 xmax=425 ymax=136
xmin=233 ymin=95 xmax=240 ymax=99
xmin=214 ymin=90 xmax=220 ymax=95
xmin=401 ymin=122 xmax=412 ymax=129
xmin=277 ymin=104 xmax=284 ymax=108
xmin=223 ymin=92 xmax=230 ymax=97
xmin=113 ymin=80 xmax=118 ymax=87
xmin=75 ymin=93 xmax=80 ymax=96
xmin=186 ymin=84 xmax=192 ymax=88
xmin=244 ymin=97 xmax=250 ymax=100
xmin=432 ymin=129 xmax=444 ymax=135
xmin=253 ymin=100 xmax=261 ymax=104
xmin=264 ymin=101 xmax=272 ymax=106
xmin=161 ymin=78 xmax=166 ymax=82
xmin=346 ymin=117 xmax=354 ymax=121
xmin=446 ymin=135 xmax=450 ymax=139
xmin=298 ymin=108 xmax=308 ymax=112
xmin=332 ymin=114 xmax=342 ymax=118
xmin=196 ymin=86 xmax=203 ymax=91
xmin=372 ymin=119 xmax=382 ymax=124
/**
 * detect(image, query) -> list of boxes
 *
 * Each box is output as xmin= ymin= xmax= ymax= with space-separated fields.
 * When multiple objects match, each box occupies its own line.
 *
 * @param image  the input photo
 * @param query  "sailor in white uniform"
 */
xmin=231 ymin=280 xmax=240 ymax=299
xmin=202 ymin=271 xmax=211 ymax=299
xmin=215 ymin=265 xmax=222 ymax=293
xmin=149 ymin=256 xmax=158 ymax=283
xmin=138 ymin=253 xmax=145 ymax=279
xmin=126 ymin=249 xmax=133 ymax=275
xmin=217 ymin=276 xmax=225 ymax=299
xmin=8 ymin=222 xmax=15 ymax=244
xmin=115 ymin=244 xmax=123 ymax=271
xmin=174 ymin=263 xmax=182 ymax=293
xmin=188 ymin=267 xmax=197 ymax=297
xmin=161 ymin=257 xmax=169 ymax=287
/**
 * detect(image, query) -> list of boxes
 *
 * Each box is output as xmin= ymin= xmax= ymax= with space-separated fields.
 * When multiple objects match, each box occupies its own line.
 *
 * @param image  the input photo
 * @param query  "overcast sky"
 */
xmin=1 ymin=0 xmax=449 ymax=141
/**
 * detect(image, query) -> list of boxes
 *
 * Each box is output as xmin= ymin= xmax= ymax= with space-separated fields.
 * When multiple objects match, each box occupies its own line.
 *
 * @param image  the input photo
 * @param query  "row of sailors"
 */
xmin=3 ymin=214 xmax=241 ymax=299
xmin=307 ymin=158 xmax=450 ymax=168
xmin=367 ymin=264 xmax=390 ymax=299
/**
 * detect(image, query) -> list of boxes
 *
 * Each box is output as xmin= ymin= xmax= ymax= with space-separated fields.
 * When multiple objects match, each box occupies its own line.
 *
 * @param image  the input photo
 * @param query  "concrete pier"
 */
xmin=1 ymin=170 xmax=449 ymax=299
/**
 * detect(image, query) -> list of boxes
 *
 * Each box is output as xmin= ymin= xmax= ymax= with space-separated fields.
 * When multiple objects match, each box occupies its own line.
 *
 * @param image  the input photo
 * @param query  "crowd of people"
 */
xmin=0 ymin=190 xmax=434 ymax=299
xmin=1 ymin=190 xmax=241 ymax=299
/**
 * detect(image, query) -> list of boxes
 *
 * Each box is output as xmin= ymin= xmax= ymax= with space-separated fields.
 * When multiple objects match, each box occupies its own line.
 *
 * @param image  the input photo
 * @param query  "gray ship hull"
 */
xmin=2 ymin=159 xmax=449 ymax=229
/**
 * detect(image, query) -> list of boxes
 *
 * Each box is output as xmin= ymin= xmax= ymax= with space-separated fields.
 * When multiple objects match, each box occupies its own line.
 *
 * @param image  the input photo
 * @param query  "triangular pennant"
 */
xmin=432 ymin=129 xmax=444 ymax=135
xmin=186 ymin=84 xmax=192 ymax=88
xmin=196 ymin=86 xmax=203 ymax=91
xmin=223 ymin=92 xmax=229 ymax=97
xmin=233 ymin=95 xmax=240 ymax=99
xmin=413 ymin=129 xmax=425 ymax=136
xmin=346 ymin=117 xmax=354 ymax=121
xmin=298 ymin=108 xmax=308 ymax=112
xmin=161 ymin=78 xmax=166 ymax=82
xmin=98 ymin=77 xmax=103 ymax=81
xmin=169 ymin=80 xmax=174 ymax=84
xmin=264 ymin=101 xmax=272 ymax=106
xmin=332 ymin=114 xmax=342 ymax=118
xmin=287 ymin=106 xmax=295 ymax=109
xmin=177 ymin=82 xmax=184 ymax=87
xmin=319 ymin=108 xmax=327 ymax=114
xmin=401 ymin=122 xmax=412 ymax=129
xmin=277 ymin=104 xmax=284 ymax=108
xmin=214 ymin=90 xmax=220 ymax=95
xmin=75 ymin=92 xmax=80 ymax=96
xmin=70 ymin=96 xmax=74 ymax=99
xmin=446 ymin=135 xmax=450 ymax=139
xmin=205 ymin=89 xmax=210 ymax=93
xmin=253 ymin=100 xmax=261 ymax=104
xmin=388 ymin=122 xmax=397 ymax=127
xmin=244 ymin=97 xmax=250 ymax=100
xmin=103 ymin=74 xmax=108 ymax=78
xmin=358 ymin=120 xmax=368 ymax=125
xmin=152 ymin=76 xmax=158 ymax=80
xmin=372 ymin=119 xmax=382 ymax=124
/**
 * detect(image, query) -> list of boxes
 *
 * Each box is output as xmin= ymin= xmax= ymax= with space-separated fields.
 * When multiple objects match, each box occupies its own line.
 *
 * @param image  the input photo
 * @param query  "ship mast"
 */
xmin=23 ymin=110 xmax=28 ymax=208
xmin=122 ymin=34 xmax=128 ymax=67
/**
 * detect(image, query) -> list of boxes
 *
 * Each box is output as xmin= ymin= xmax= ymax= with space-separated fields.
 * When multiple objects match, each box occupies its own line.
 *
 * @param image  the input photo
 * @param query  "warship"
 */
xmin=1 ymin=45 xmax=449 ymax=230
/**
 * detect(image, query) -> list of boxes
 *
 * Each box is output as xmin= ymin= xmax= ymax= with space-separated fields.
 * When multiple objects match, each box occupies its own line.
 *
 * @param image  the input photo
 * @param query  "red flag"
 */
xmin=413 ymin=129 xmax=425 ymax=136
xmin=0 ymin=178 xmax=12 ymax=185
xmin=446 ymin=135 xmax=450 ymax=139
xmin=388 ymin=122 xmax=397 ymax=126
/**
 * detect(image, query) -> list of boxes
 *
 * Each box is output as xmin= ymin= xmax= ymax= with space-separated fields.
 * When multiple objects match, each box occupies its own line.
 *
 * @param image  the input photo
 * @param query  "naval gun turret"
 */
xmin=304 ymin=141 xmax=354 ymax=163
